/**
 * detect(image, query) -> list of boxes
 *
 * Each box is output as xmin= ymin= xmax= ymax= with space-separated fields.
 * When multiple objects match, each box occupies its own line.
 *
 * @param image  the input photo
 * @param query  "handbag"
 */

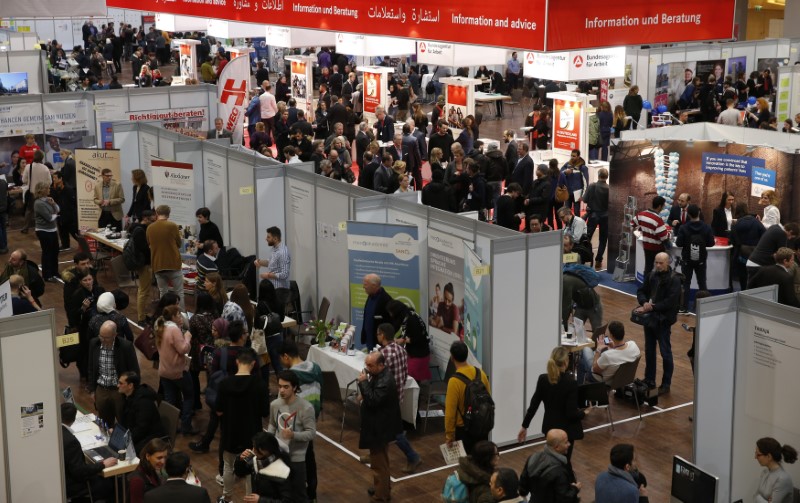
xmin=555 ymin=184 xmax=570 ymax=203
xmin=630 ymin=308 xmax=653 ymax=326
xmin=251 ymin=317 xmax=269 ymax=356
xmin=134 ymin=324 xmax=158 ymax=360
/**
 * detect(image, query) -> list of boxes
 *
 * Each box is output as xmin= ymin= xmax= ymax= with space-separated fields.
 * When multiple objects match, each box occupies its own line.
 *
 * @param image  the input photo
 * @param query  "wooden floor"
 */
xmin=26 ymin=63 xmax=697 ymax=502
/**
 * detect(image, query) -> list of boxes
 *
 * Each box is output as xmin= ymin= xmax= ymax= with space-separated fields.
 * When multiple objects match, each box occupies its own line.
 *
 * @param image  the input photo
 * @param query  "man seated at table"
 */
xmin=577 ymin=321 xmax=640 ymax=385
xmin=195 ymin=239 xmax=220 ymax=294
xmin=61 ymin=402 xmax=117 ymax=503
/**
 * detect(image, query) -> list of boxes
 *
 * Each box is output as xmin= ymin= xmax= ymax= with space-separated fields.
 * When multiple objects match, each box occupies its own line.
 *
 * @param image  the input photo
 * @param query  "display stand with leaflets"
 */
xmin=286 ymin=55 xmax=315 ymax=122
xmin=172 ymin=39 xmax=200 ymax=86
xmin=360 ymin=66 xmax=395 ymax=124
xmin=546 ymin=91 xmax=591 ymax=164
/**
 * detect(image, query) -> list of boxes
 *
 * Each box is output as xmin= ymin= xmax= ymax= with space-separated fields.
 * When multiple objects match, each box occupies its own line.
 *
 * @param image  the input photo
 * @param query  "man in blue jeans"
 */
xmin=635 ymin=253 xmax=681 ymax=394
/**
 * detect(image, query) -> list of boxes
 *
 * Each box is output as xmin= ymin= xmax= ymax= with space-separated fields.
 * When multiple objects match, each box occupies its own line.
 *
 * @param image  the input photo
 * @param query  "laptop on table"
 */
xmin=84 ymin=424 xmax=128 ymax=462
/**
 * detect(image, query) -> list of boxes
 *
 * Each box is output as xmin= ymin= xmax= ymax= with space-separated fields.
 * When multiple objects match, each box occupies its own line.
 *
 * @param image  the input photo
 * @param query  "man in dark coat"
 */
xmin=373 ymin=106 xmax=395 ymax=143
xmin=361 ymin=273 xmax=393 ymax=350
xmin=61 ymin=402 xmax=117 ymax=501
xmin=524 ymin=164 xmax=551 ymax=227
xmin=119 ymin=371 xmax=167 ymax=453
xmin=87 ymin=320 xmax=140 ymax=425
xmin=512 ymin=142 xmax=534 ymax=195
xmin=143 ymin=452 xmax=211 ymax=503
xmin=635 ymin=252 xmax=681 ymax=394
xmin=748 ymin=247 xmax=800 ymax=307
xmin=421 ymin=169 xmax=456 ymax=212
xmin=358 ymin=352 xmax=402 ymax=503
xmin=519 ymin=429 xmax=581 ymax=502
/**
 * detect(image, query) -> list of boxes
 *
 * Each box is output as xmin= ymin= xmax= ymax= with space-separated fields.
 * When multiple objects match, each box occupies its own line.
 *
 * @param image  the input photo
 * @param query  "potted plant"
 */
xmin=306 ymin=318 xmax=334 ymax=348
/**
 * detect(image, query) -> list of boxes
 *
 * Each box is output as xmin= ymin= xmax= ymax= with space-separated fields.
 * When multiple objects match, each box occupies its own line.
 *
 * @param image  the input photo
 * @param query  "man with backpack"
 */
xmin=675 ymin=204 xmax=715 ymax=313
xmin=561 ymin=263 xmax=603 ymax=334
xmin=126 ymin=209 xmax=154 ymax=324
xmin=635 ymin=252 xmax=682 ymax=394
xmin=445 ymin=341 xmax=494 ymax=454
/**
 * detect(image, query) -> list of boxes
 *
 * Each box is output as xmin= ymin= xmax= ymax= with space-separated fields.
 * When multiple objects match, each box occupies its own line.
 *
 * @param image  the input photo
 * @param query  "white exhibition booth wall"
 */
xmin=0 ymin=49 xmax=48 ymax=94
xmin=0 ymin=310 xmax=64 ymax=502
xmin=352 ymin=195 xmax=563 ymax=447
xmin=112 ymin=121 xmax=265 ymax=257
xmin=0 ymin=29 xmax=40 ymax=51
xmin=692 ymin=286 xmax=800 ymax=503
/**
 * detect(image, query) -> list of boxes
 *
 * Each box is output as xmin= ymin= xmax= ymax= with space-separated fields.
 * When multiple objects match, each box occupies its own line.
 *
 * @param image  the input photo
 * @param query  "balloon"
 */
xmin=748 ymin=96 xmax=757 ymax=106
xmin=657 ymin=105 xmax=668 ymax=114
xmin=643 ymin=100 xmax=652 ymax=110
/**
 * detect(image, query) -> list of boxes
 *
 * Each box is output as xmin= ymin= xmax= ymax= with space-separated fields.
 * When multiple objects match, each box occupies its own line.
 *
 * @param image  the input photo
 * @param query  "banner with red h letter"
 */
xmin=217 ymin=55 xmax=250 ymax=145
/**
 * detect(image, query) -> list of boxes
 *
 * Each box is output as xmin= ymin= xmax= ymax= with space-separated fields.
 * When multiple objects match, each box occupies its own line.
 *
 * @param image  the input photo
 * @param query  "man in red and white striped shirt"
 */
xmin=633 ymin=196 xmax=670 ymax=277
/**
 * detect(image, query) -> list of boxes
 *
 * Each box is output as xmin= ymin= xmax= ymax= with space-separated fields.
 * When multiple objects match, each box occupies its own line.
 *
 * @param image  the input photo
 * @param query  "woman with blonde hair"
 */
xmin=394 ymin=172 xmax=412 ymax=193
xmin=517 ymin=346 xmax=590 ymax=460
xmin=127 ymin=169 xmax=151 ymax=223
xmin=613 ymin=105 xmax=629 ymax=138
xmin=429 ymin=147 xmax=443 ymax=174
xmin=203 ymin=271 xmax=227 ymax=315
xmin=33 ymin=181 xmax=60 ymax=280
xmin=154 ymin=305 xmax=194 ymax=434
xmin=758 ymin=190 xmax=781 ymax=228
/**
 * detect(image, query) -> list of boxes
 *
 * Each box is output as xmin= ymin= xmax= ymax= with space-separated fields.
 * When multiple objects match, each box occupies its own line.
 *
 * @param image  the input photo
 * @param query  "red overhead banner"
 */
xmin=107 ymin=0 xmax=545 ymax=50
xmin=546 ymin=0 xmax=735 ymax=51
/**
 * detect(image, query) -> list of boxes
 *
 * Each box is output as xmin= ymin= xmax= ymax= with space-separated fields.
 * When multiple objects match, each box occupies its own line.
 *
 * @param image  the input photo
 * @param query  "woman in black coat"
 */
xmin=67 ymin=270 xmax=105 ymax=379
xmin=517 ymin=346 xmax=590 ymax=460
xmin=711 ymin=191 xmax=735 ymax=238
xmin=524 ymin=164 xmax=551 ymax=224
xmin=127 ymin=169 xmax=151 ymax=223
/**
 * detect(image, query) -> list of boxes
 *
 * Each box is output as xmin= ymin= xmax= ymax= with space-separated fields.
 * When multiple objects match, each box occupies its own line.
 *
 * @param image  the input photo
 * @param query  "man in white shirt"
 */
xmin=578 ymin=321 xmax=641 ymax=384
xmin=259 ymin=81 xmax=278 ymax=142
xmin=717 ymin=98 xmax=742 ymax=126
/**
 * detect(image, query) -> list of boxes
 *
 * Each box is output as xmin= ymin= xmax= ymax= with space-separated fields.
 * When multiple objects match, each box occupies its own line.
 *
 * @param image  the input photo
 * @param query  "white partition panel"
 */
xmin=490 ymin=237 xmax=529 ymax=447
xmin=284 ymin=172 xmax=317 ymax=315
xmin=730 ymin=295 xmax=800 ymax=503
xmin=254 ymin=166 xmax=286 ymax=271
xmin=314 ymin=178 xmax=354 ymax=321
xmin=5 ymin=50 xmax=46 ymax=94
xmin=227 ymin=153 xmax=258 ymax=256
xmin=128 ymin=88 xmax=170 ymax=112
xmin=112 ymin=122 xmax=141 ymax=204
xmin=353 ymin=197 xmax=390 ymax=223
xmin=157 ymin=131 xmax=175 ymax=162
xmin=0 ymin=311 xmax=63 ymax=502
xmin=202 ymin=143 xmax=231 ymax=248
xmin=522 ymin=230 xmax=564 ymax=442
xmin=174 ymin=141 xmax=205 ymax=229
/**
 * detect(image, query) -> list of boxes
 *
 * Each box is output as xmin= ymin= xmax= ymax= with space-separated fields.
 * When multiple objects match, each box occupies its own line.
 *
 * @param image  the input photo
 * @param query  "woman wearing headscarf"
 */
xmin=88 ymin=291 xmax=134 ymax=342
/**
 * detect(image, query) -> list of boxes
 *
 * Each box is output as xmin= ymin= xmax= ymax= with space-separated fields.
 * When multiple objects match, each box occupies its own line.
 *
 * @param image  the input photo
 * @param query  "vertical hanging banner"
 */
xmin=217 ymin=55 xmax=250 ymax=145
xmin=462 ymin=243 xmax=488 ymax=365
xmin=427 ymin=229 xmax=473 ymax=369
xmin=363 ymin=71 xmax=382 ymax=116
xmin=0 ymin=280 xmax=11 ymax=319
xmin=75 ymin=149 xmax=121 ymax=231
xmin=348 ymin=222 xmax=420 ymax=349
xmin=553 ymin=98 xmax=583 ymax=152
xmin=174 ymin=39 xmax=200 ymax=85
xmin=287 ymin=56 xmax=314 ymax=123
xmin=150 ymin=160 xmax=195 ymax=230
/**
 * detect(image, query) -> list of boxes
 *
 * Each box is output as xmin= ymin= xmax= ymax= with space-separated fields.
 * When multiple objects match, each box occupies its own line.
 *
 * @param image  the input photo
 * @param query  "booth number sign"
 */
xmin=472 ymin=265 xmax=491 ymax=276
xmin=56 ymin=333 xmax=79 ymax=348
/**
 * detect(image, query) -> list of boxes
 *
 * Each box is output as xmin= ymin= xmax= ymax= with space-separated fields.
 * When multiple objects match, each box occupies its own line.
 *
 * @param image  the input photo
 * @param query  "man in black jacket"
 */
xmin=130 ymin=210 xmax=155 ymax=324
xmin=582 ymin=167 xmax=610 ymax=270
xmin=62 ymin=402 xmax=117 ymax=501
xmin=51 ymin=171 xmax=87 ymax=253
xmin=519 ymin=429 xmax=581 ymax=502
xmin=511 ymin=142 xmax=534 ymax=195
xmin=524 ymin=164 xmax=551 ymax=228
xmin=746 ymin=222 xmax=799 ymax=285
xmin=635 ymin=252 xmax=681 ymax=394
xmin=421 ymin=169 xmax=456 ymax=212
xmin=361 ymin=273 xmax=393 ymax=350
xmin=373 ymin=106 xmax=395 ymax=143
xmin=428 ymin=120 xmax=454 ymax=162
xmin=87 ymin=320 xmax=140 ymax=425
xmin=143 ymin=452 xmax=211 ymax=503
xmin=496 ymin=183 xmax=523 ymax=231
xmin=675 ymin=204 xmax=716 ymax=312
xmin=748 ymin=247 xmax=800 ymax=307
xmin=118 ymin=371 xmax=167 ymax=453
xmin=359 ymin=351 xmax=402 ymax=502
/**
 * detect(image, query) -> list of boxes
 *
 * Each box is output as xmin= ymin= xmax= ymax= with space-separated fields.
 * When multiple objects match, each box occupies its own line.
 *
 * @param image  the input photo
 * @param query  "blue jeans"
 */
xmin=266 ymin=333 xmax=284 ymax=375
xmin=161 ymin=371 xmax=194 ymax=430
xmin=394 ymin=431 xmax=419 ymax=463
xmin=0 ymin=213 xmax=7 ymax=250
xmin=643 ymin=323 xmax=673 ymax=387
xmin=577 ymin=347 xmax=598 ymax=384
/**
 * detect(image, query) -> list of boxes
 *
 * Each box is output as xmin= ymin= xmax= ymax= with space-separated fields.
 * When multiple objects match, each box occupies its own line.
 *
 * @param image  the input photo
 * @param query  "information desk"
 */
xmin=307 ymin=345 xmax=419 ymax=426
xmin=635 ymin=236 xmax=731 ymax=292
xmin=72 ymin=412 xmax=139 ymax=503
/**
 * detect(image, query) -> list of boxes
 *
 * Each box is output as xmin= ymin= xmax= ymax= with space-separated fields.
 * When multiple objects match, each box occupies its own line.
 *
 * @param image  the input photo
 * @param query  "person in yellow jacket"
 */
xmin=445 ymin=340 xmax=492 ymax=454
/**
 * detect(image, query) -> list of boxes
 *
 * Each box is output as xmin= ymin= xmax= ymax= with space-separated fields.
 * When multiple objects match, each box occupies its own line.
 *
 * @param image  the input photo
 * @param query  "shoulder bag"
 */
xmin=555 ymin=184 xmax=570 ymax=203
xmin=134 ymin=324 xmax=158 ymax=360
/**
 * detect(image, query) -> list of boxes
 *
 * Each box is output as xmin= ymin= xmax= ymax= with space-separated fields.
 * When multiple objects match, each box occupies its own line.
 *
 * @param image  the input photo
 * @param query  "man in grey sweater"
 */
xmin=267 ymin=370 xmax=316 ymax=502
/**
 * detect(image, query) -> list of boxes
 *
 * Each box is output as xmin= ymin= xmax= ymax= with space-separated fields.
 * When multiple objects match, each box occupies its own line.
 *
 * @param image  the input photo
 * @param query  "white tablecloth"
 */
xmin=307 ymin=345 xmax=419 ymax=425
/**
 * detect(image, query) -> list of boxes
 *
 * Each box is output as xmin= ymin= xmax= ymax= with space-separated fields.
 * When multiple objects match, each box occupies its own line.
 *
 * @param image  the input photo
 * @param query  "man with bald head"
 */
xmin=519 ymin=429 xmax=581 ymax=502
xmin=361 ymin=274 xmax=393 ymax=350
xmin=635 ymin=252 xmax=681 ymax=394
xmin=358 ymin=351 xmax=402 ymax=502
xmin=87 ymin=320 xmax=139 ymax=425
xmin=0 ymin=248 xmax=45 ymax=300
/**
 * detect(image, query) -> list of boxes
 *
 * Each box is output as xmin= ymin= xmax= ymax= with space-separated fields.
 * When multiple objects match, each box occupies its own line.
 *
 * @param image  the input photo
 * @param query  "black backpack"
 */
xmin=682 ymin=231 xmax=708 ymax=264
xmin=122 ymin=227 xmax=145 ymax=271
xmin=204 ymin=347 xmax=229 ymax=409
xmin=453 ymin=368 xmax=495 ymax=439
xmin=572 ymin=286 xmax=596 ymax=309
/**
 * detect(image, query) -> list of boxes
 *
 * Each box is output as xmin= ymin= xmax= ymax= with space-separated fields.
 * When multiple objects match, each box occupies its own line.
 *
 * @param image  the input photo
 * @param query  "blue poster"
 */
xmin=701 ymin=152 xmax=765 ymax=177
xmin=462 ymin=243 xmax=488 ymax=365
xmin=347 ymin=221 xmax=420 ymax=349
xmin=751 ymin=167 xmax=776 ymax=197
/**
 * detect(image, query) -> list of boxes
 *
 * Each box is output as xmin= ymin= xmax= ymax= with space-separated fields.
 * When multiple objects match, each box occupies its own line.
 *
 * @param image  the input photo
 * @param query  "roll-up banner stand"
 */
xmin=173 ymin=39 xmax=200 ymax=86
xmin=361 ymin=66 xmax=394 ymax=125
xmin=217 ymin=55 xmax=250 ymax=145
xmin=150 ymin=159 xmax=196 ymax=230
xmin=548 ymin=92 xmax=590 ymax=164
xmin=286 ymin=56 xmax=315 ymax=122
xmin=441 ymin=77 xmax=479 ymax=136
xmin=347 ymin=221 xmax=421 ymax=349
xmin=75 ymin=148 xmax=122 ymax=231
xmin=0 ymin=281 xmax=11 ymax=319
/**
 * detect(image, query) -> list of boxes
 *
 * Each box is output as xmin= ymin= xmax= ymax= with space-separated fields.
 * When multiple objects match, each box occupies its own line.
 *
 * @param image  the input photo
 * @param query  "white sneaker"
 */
xmin=215 ymin=474 xmax=224 ymax=486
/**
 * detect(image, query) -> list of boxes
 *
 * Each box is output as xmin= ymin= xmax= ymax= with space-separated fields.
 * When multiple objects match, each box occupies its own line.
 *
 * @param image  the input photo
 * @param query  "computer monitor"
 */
xmin=670 ymin=455 xmax=718 ymax=503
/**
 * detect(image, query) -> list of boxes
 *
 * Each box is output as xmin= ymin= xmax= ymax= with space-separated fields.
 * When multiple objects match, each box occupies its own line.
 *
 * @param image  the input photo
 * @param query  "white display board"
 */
xmin=524 ymin=47 xmax=626 ymax=82
xmin=336 ymin=33 xmax=415 ymax=57
xmin=0 ymin=311 xmax=63 ymax=502
xmin=265 ymin=25 xmax=336 ymax=48
xmin=416 ymin=41 xmax=507 ymax=67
